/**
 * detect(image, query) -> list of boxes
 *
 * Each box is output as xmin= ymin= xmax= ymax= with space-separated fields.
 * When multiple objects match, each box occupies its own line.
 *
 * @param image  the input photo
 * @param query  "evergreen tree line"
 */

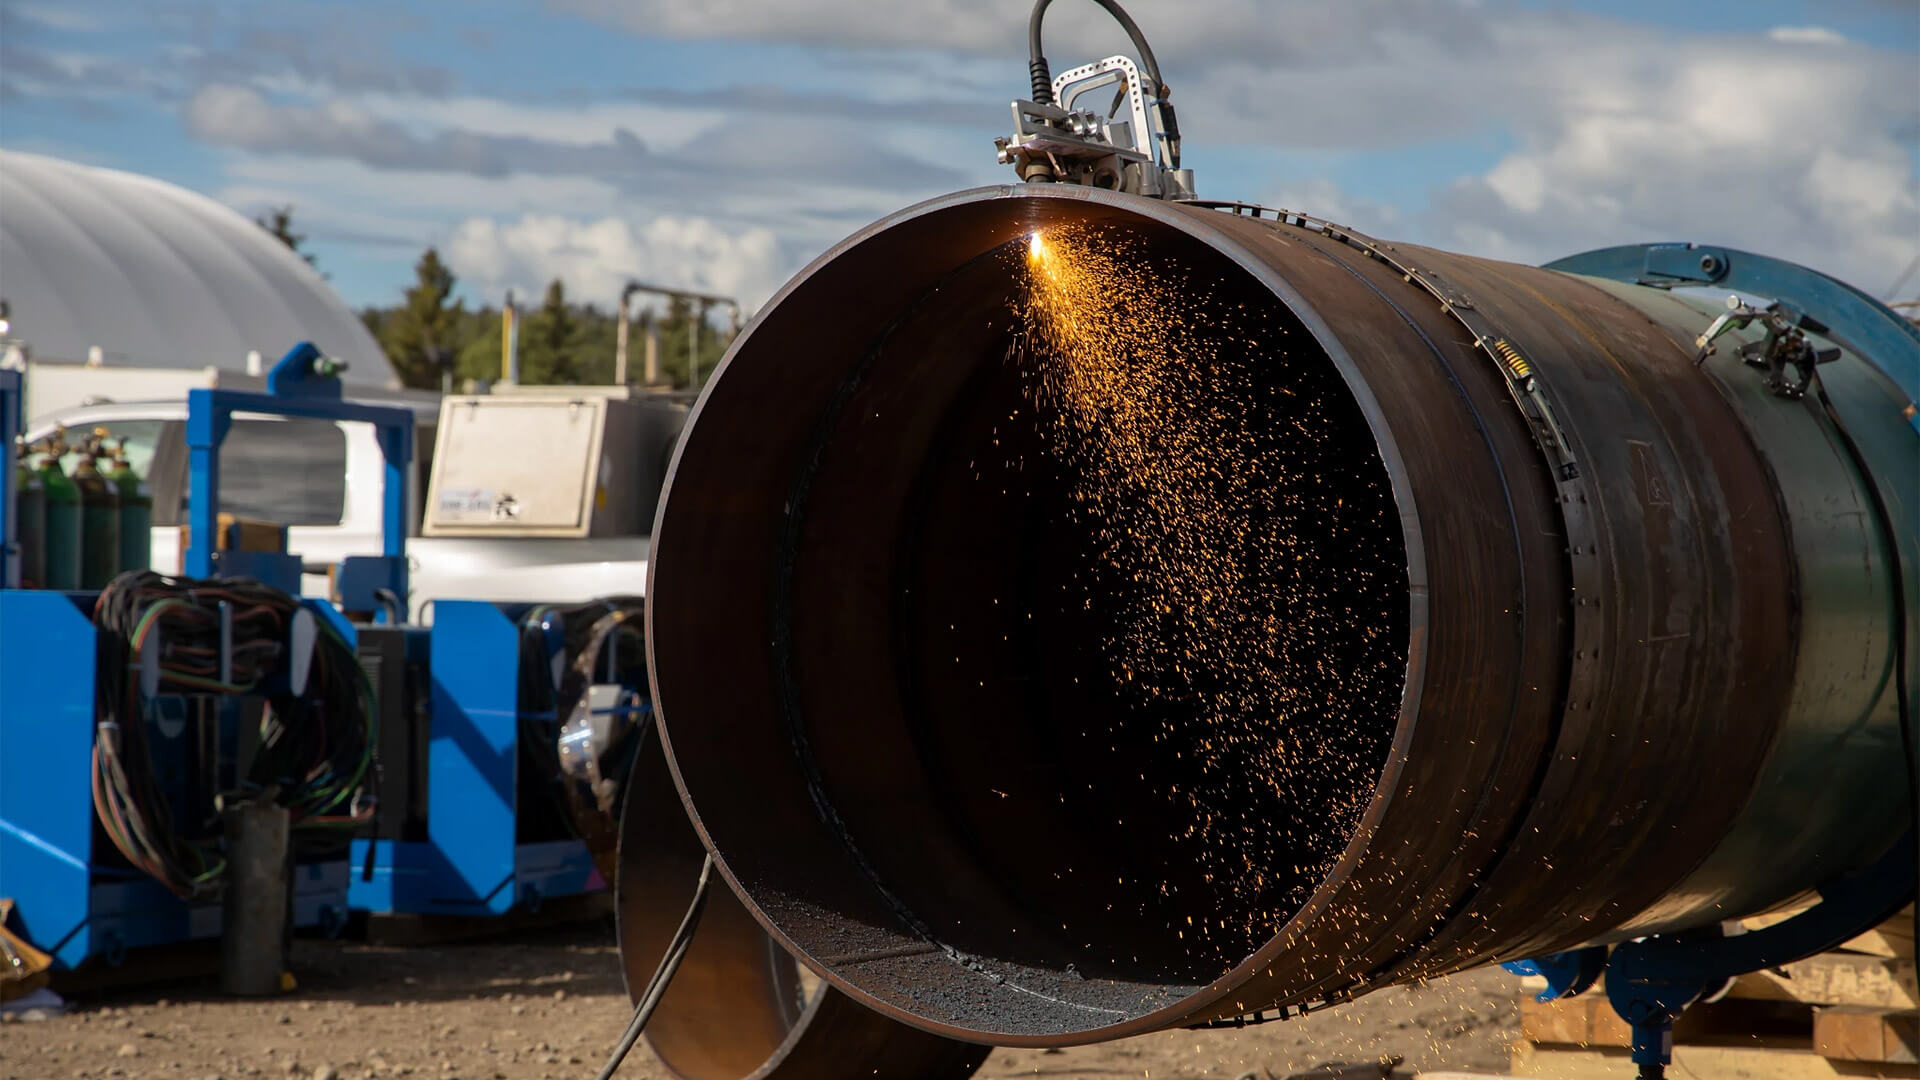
xmin=359 ymin=248 xmax=733 ymax=391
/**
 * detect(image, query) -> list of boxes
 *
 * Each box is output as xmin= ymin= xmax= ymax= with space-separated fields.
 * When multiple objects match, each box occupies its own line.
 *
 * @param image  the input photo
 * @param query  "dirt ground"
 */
xmin=2 ymin=922 xmax=1519 ymax=1080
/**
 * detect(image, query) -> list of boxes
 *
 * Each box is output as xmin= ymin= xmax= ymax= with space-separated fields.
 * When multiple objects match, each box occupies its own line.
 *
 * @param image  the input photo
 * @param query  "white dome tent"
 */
xmin=0 ymin=150 xmax=396 ymax=393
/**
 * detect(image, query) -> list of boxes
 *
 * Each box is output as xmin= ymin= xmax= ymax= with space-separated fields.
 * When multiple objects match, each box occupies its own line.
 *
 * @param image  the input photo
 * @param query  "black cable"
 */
xmin=593 ymin=854 xmax=715 ymax=1080
xmin=1026 ymin=0 xmax=1180 ymax=167
xmin=1028 ymin=0 xmax=1164 ymax=102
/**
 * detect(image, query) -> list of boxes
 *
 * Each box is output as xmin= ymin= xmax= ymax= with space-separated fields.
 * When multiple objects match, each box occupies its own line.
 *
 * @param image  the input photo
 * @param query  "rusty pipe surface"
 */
xmin=639 ymin=185 xmax=1916 ymax=1046
xmin=617 ymin=730 xmax=990 ymax=1079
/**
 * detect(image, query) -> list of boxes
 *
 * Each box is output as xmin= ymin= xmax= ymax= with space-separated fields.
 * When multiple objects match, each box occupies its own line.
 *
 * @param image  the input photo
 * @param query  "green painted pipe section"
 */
xmin=1581 ymin=278 xmax=1917 ymax=933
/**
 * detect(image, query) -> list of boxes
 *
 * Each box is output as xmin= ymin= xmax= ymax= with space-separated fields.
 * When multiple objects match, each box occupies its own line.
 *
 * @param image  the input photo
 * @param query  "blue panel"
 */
xmin=426 ymin=601 xmax=520 ymax=915
xmin=515 ymin=839 xmax=602 ymax=907
xmin=336 ymin=556 xmax=409 ymax=619
xmin=0 ymin=590 xmax=98 ymax=966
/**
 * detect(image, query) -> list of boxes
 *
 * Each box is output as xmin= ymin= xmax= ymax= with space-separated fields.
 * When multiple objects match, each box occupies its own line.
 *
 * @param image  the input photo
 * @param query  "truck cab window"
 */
xmin=175 ymin=418 xmax=348 ymax=526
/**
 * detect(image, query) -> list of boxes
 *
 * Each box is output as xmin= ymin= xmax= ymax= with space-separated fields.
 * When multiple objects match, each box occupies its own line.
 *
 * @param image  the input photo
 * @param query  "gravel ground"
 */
xmin=2 ymin=923 xmax=1518 ymax=1080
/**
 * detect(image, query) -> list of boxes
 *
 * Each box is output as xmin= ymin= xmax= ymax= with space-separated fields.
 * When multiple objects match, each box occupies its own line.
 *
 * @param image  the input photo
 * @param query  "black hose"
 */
xmin=1026 ymin=0 xmax=1179 ymax=166
xmin=592 ymin=854 xmax=715 ymax=1080
xmin=1028 ymin=0 xmax=1166 ymax=102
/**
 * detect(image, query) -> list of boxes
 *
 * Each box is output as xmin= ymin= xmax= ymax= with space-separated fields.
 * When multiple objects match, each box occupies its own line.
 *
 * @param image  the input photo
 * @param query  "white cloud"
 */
xmin=1261 ymin=177 xmax=1403 ymax=235
xmin=1418 ymin=26 xmax=1917 ymax=291
xmin=445 ymin=213 xmax=786 ymax=312
xmin=552 ymin=0 xmax=1031 ymax=52
xmin=1768 ymin=26 xmax=1848 ymax=45
xmin=153 ymin=0 xmax=1918 ymax=305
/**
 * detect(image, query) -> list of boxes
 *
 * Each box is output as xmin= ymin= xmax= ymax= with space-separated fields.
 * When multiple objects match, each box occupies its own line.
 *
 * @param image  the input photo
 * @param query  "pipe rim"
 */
xmin=645 ymin=183 xmax=1432 ymax=1044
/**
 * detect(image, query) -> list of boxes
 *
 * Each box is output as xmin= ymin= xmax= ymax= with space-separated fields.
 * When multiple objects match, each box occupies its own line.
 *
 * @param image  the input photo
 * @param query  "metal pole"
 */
xmin=644 ymin=320 xmax=661 ymax=386
xmin=690 ymin=301 xmax=706 ymax=389
xmin=502 ymin=291 xmax=520 ymax=386
xmin=221 ymin=799 xmax=290 ymax=996
xmin=615 ymin=286 xmax=635 ymax=386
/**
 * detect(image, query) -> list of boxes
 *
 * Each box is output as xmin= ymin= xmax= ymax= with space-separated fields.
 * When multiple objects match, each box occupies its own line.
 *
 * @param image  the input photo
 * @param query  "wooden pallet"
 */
xmin=1513 ymin=906 xmax=1917 ymax=1079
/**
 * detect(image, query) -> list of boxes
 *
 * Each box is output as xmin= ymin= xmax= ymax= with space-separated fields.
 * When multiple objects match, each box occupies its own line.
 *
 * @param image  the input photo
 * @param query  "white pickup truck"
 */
xmin=25 ymin=387 xmax=685 ymax=618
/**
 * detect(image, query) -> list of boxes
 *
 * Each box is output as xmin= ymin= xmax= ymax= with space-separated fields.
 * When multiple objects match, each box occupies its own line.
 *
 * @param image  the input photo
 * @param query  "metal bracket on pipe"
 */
xmin=1547 ymin=242 xmax=1920 ymax=434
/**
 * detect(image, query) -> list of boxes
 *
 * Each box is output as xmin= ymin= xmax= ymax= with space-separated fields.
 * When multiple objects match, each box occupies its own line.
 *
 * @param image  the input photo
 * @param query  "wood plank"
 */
xmin=1520 ymin=995 xmax=1627 ymax=1047
xmin=1816 ymin=1007 xmax=1920 ymax=1066
xmin=1729 ymin=955 xmax=1918 ymax=1009
xmin=1513 ymin=1041 xmax=1920 ymax=1079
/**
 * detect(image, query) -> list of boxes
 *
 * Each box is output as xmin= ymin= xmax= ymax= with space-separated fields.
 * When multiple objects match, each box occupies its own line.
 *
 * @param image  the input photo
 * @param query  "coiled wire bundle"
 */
xmin=90 ymin=570 xmax=376 ymax=896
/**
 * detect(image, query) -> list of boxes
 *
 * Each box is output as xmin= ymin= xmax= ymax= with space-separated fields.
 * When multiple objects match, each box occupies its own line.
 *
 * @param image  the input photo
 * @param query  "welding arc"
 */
xmin=594 ymin=854 xmax=714 ymax=1080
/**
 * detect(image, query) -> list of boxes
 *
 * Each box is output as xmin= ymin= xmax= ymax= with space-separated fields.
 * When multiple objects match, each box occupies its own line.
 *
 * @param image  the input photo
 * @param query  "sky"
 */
xmin=2 ymin=0 xmax=1915 ymax=316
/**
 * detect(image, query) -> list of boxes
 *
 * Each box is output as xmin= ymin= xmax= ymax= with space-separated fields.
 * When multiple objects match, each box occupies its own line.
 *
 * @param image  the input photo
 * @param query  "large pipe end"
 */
xmin=647 ymin=187 xmax=1414 ymax=1044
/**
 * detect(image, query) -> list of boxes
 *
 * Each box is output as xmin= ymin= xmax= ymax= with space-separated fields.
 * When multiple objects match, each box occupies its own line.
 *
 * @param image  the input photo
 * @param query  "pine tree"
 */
xmin=521 ymin=278 xmax=580 ymax=384
xmin=255 ymin=205 xmax=318 ymax=269
xmin=379 ymin=248 xmax=464 ymax=389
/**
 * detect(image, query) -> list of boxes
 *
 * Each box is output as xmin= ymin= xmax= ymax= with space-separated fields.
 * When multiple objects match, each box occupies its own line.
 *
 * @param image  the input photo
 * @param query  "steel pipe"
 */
xmin=639 ymin=185 xmax=1917 ymax=1046
xmin=617 ymin=731 xmax=991 ymax=1078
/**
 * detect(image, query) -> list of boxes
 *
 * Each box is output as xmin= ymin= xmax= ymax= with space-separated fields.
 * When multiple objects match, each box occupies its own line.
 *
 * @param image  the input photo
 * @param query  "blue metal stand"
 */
xmin=347 ymin=601 xmax=600 ymax=917
xmin=185 ymin=342 xmax=412 ymax=606
xmin=1505 ymin=832 xmax=1915 ymax=1077
xmin=0 ymin=589 xmax=351 ymax=968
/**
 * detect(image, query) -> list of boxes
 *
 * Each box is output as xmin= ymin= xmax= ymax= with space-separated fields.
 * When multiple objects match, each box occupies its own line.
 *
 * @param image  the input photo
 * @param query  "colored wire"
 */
xmin=89 ymin=570 xmax=374 ymax=895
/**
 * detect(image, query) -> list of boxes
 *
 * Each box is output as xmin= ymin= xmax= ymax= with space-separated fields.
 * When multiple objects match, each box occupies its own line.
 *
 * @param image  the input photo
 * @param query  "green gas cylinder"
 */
xmin=107 ymin=440 xmax=152 ymax=574
xmin=38 ymin=443 xmax=81 ymax=590
xmin=14 ymin=445 xmax=46 ymax=587
xmin=73 ymin=433 xmax=121 ymax=589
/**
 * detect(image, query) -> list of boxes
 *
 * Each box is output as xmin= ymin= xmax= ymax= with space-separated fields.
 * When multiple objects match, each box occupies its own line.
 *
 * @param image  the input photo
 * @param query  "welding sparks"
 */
xmin=1005 ymin=224 xmax=1406 ymax=953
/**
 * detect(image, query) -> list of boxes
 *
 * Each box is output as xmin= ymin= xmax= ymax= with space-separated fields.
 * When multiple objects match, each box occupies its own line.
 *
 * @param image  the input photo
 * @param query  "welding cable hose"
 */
xmin=593 ymin=854 xmax=715 ymax=1080
xmin=89 ymin=571 xmax=376 ymax=896
xmin=1026 ymin=0 xmax=1180 ymax=167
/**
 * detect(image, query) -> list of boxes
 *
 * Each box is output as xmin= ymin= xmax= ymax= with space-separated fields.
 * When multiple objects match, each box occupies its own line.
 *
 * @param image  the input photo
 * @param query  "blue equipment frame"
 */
xmin=0 ymin=589 xmax=352 ymax=968
xmin=347 ymin=601 xmax=603 ymax=917
xmin=185 ymin=342 xmax=412 ymax=606
xmin=0 ymin=343 xmax=407 ymax=970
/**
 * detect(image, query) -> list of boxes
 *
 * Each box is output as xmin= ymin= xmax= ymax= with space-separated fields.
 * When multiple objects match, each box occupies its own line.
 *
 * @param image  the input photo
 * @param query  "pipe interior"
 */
xmin=657 ymin=201 xmax=1410 ymax=1034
